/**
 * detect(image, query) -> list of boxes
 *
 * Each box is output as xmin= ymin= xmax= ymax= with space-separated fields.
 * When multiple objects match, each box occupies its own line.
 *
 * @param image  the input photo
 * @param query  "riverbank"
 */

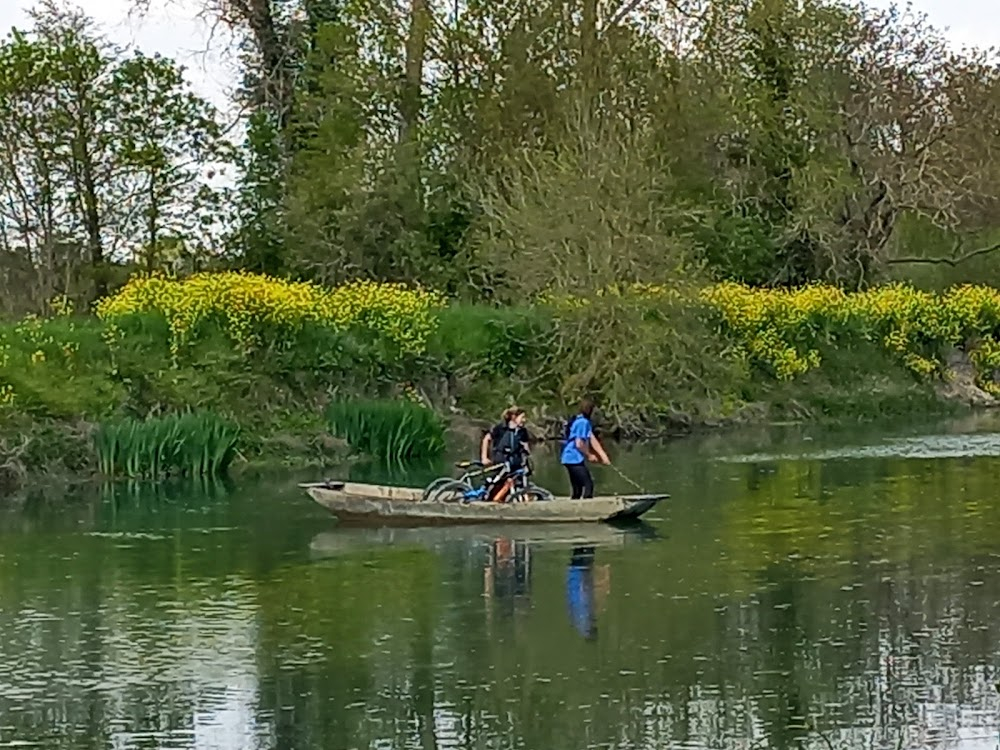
xmin=4 ymin=273 xmax=1000 ymax=493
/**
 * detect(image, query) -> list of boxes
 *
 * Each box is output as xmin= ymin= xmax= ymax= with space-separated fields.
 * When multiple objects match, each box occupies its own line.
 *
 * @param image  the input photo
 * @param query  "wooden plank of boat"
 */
xmin=309 ymin=521 xmax=659 ymax=559
xmin=299 ymin=480 xmax=668 ymax=526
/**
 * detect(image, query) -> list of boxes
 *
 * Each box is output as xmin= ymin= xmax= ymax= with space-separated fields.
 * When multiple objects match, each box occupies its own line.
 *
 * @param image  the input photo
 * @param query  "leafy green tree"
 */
xmin=0 ymin=2 xmax=235 ymax=311
xmin=145 ymin=0 xmax=1000 ymax=290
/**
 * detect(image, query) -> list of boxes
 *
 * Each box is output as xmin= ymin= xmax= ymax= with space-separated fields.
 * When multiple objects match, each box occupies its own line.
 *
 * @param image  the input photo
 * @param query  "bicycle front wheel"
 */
xmin=421 ymin=476 xmax=454 ymax=502
xmin=430 ymin=479 xmax=477 ymax=503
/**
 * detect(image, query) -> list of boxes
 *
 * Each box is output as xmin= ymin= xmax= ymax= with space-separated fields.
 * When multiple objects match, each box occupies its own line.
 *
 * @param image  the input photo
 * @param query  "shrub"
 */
xmin=94 ymin=411 xmax=240 ymax=479
xmin=699 ymin=282 xmax=1000 ymax=386
xmin=326 ymin=399 xmax=446 ymax=464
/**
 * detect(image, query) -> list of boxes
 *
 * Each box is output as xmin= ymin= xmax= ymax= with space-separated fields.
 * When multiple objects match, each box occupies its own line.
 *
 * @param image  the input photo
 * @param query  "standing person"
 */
xmin=560 ymin=398 xmax=610 ymax=499
xmin=481 ymin=406 xmax=533 ymax=503
xmin=480 ymin=406 xmax=530 ymax=469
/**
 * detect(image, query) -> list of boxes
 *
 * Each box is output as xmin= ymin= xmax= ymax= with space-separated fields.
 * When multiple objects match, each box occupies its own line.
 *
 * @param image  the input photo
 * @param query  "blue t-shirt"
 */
xmin=560 ymin=415 xmax=593 ymax=465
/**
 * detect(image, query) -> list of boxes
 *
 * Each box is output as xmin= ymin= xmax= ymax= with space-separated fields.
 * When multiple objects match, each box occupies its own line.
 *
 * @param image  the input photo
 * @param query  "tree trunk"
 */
xmin=580 ymin=0 xmax=598 ymax=118
xmin=146 ymin=170 xmax=159 ymax=274
xmin=68 ymin=71 xmax=105 ymax=300
xmin=78 ymin=139 xmax=104 ymax=297
xmin=400 ymin=0 xmax=431 ymax=147
xmin=246 ymin=0 xmax=293 ymax=129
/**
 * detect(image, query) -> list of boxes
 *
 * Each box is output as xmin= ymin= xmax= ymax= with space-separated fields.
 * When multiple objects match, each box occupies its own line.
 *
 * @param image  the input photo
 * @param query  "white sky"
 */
xmin=0 ymin=0 xmax=239 ymax=110
xmin=0 ymin=0 xmax=996 ymax=110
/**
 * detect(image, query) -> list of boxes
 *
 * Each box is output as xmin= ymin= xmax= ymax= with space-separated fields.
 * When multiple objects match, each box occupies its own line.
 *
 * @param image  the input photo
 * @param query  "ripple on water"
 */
xmin=718 ymin=431 xmax=1000 ymax=464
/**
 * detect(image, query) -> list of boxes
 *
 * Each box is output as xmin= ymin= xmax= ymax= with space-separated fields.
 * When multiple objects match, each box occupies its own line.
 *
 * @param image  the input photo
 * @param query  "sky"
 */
xmin=0 ymin=0 xmax=239 ymax=110
xmin=0 ymin=0 xmax=996 ymax=111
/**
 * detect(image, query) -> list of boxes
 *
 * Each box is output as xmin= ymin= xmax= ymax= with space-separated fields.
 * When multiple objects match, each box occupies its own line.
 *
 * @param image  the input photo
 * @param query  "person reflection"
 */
xmin=484 ymin=537 xmax=531 ymax=621
xmin=567 ymin=545 xmax=598 ymax=640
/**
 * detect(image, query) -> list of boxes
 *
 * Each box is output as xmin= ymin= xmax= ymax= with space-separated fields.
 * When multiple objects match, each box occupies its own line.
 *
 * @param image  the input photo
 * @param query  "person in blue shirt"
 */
xmin=560 ymin=398 xmax=611 ymax=498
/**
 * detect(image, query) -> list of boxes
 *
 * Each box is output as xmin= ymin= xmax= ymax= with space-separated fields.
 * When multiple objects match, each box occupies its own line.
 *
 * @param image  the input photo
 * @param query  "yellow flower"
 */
xmin=48 ymin=295 xmax=74 ymax=317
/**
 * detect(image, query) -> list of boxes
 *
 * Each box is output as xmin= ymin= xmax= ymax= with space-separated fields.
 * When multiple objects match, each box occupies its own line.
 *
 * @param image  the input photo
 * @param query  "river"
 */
xmin=3 ymin=414 xmax=1000 ymax=749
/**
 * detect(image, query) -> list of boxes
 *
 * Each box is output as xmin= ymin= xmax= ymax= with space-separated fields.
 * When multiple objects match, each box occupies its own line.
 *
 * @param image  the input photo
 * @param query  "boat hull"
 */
xmin=302 ymin=481 xmax=666 ymax=526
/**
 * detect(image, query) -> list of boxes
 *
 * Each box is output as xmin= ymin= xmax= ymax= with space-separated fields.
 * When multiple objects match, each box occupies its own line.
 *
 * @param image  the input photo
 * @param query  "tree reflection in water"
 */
xmin=8 ymin=434 xmax=1000 ymax=749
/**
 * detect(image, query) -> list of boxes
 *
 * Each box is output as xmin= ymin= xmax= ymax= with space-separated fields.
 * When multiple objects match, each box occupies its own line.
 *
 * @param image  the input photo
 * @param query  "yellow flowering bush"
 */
xmin=96 ymin=272 xmax=447 ymax=356
xmin=546 ymin=279 xmax=1000 ymax=387
xmin=3 ymin=312 xmax=76 ymax=367
xmin=701 ymin=282 xmax=1000 ymax=385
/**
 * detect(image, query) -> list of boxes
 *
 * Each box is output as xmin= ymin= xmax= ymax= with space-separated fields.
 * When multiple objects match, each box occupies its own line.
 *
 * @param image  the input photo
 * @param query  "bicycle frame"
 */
xmin=462 ymin=463 xmax=531 ymax=503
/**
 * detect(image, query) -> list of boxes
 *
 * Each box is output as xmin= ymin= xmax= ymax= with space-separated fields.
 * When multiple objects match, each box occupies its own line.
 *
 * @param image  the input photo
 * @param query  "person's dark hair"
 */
xmin=578 ymin=398 xmax=596 ymax=418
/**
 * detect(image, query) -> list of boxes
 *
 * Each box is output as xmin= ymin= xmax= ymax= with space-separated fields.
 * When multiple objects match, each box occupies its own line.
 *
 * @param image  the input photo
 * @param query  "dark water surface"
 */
xmin=4 ymin=414 xmax=1000 ymax=749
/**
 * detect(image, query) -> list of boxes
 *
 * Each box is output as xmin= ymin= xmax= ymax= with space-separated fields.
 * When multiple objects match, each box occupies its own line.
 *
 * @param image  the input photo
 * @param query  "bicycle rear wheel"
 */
xmin=511 ymin=484 xmax=553 ymax=502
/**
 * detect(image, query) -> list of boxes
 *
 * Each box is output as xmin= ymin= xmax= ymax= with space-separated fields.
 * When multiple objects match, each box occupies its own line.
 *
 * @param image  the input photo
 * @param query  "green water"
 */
xmin=4 ymin=414 xmax=1000 ymax=749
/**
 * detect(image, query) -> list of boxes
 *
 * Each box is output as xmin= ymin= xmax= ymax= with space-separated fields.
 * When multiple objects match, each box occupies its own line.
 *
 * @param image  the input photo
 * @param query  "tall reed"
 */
xmin=326 ymin=399 xmax=446 ymax=463
xmin=94 ymin=411 xmax=240 ymax=479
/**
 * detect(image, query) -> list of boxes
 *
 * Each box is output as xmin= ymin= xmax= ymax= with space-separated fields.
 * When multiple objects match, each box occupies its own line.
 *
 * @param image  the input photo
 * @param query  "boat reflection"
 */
xmin=309 ymin=521 xmax=658 ymax=637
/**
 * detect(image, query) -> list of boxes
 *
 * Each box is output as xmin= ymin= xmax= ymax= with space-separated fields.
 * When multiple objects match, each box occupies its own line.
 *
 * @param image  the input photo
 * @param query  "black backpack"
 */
xmin=494 ymin=426 xmax=522 ymax=461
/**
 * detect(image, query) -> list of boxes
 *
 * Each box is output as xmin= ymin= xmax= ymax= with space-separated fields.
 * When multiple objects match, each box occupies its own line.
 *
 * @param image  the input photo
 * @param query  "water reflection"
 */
xmin=483 ymin=537 xmax=531 ymax=621
xmin=309 ymin=522 xmax=653 ymax=641
xmin=567 ymin=545 xmax=599 ymax=640
xmin=10 ymin=424 xmax=1000 ymax=748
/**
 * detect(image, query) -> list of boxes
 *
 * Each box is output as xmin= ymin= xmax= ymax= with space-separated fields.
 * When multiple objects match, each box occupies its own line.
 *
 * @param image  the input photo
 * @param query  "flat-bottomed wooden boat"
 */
xmin=301 ymin=480 xmax=667 ymax=526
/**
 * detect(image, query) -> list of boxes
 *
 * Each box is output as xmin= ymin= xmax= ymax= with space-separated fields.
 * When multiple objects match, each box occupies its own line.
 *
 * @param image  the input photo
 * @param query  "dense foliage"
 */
xmin=4 ymin=0 xmax=1000 ymax=316
xmin=3 ymin=272 xmax=1000 ymax=431
xmin=3 ymin=0 xmax=1000 ymax=479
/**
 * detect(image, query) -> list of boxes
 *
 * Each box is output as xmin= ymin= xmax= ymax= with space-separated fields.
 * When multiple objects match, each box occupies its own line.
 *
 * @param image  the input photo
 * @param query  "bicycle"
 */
xmin=429 ymin=459 xmax=553 ymax=504
xmin=420 ymin=459 xmax=505 ymax=502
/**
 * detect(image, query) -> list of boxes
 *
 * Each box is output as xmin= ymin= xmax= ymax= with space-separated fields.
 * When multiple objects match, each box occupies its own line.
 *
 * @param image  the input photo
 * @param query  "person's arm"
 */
xmin=480 ymin=433 xmax=492 ymax=464
xmin=589 ymin=433 xmax=611 ymax=465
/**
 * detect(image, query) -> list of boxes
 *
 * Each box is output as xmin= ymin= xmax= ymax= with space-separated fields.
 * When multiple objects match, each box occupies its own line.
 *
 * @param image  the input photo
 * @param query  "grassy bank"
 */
xmin=4 ymin=272 xmax=998 ymax=489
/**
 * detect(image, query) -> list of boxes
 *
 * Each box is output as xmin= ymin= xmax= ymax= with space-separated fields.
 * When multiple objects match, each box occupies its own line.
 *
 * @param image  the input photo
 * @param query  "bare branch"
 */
xmin=888 ymin=242 xmax=1000 ymax=266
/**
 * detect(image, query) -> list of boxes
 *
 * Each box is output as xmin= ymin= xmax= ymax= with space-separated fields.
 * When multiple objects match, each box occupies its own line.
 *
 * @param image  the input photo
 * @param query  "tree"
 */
xmin=0 ymin=5 xmax=106 ymax=309
xmin=0 ymin=2 xmax=236 ymax=312
xmin=695 ymin=0 xmax=1000 ymax=287
xmin=154 ymin=0 xmax=1000 ymax=292
xmin=109 ymin=52 xmax=237 ymax=272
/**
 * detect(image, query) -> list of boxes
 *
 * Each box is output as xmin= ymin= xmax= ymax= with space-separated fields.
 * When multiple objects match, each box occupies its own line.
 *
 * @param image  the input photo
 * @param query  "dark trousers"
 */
xmin=565 ymin=463 xmax=594 ymax=499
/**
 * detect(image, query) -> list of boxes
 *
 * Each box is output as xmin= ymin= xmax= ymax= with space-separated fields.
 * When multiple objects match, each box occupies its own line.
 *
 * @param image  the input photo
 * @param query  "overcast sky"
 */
xmin=0 ymin=0 xmax=996 ymax=109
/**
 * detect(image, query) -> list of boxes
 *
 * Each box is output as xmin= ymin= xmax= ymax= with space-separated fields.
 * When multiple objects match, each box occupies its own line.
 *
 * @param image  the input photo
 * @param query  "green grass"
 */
xmin=326 ymin=399 xmax=446 ymax=464
xmin=93 ymin=411 xmax=240 ymax=479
